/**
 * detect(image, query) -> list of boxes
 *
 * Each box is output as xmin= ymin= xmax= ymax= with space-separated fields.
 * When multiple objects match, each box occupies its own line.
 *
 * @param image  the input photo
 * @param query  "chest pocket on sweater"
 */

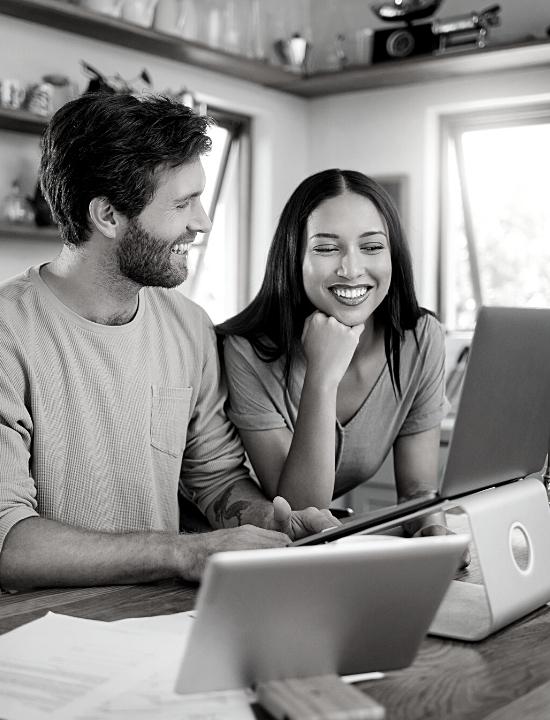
xmin=151 ymin=385 xmax=192 ymax=457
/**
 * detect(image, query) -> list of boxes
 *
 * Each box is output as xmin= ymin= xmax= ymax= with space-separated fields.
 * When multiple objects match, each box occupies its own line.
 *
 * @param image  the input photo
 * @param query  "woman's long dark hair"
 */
xmin=217 ymin=169 xmax=428 ymax=396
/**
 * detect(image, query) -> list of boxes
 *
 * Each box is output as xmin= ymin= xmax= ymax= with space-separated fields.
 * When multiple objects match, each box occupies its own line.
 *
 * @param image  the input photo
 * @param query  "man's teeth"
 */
xmin=171 ymin=243 xmax=188 ymax=255
xmin=331 ymin=286 xmax=369 ymax=299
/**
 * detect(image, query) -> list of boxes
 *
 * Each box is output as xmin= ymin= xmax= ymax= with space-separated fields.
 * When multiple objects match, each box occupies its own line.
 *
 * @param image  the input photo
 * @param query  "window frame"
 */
xmin=437 ymin=101 xmax=550 ymax=329
xmin=186 ymin=105 xmax=252 ymax=314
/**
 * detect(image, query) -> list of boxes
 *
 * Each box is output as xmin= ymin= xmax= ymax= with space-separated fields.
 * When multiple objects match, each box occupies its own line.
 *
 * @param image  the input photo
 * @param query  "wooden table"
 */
xmin=1 ymin=569 xmax=550 ymax=720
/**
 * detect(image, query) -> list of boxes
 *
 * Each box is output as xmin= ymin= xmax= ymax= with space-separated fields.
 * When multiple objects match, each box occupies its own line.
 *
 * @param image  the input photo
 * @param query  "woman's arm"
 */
xmin=393 ymin=428 xmax=470 ymax=567
xmin=236 ymin=312 xmax=363 ymax=510
xmin=238 ymin=369 xmax=338 ymax=509
xmin=393 ymin=427 xmax=441 ymax=501
xmin=393 ymin=427 xmax=447 ymax=533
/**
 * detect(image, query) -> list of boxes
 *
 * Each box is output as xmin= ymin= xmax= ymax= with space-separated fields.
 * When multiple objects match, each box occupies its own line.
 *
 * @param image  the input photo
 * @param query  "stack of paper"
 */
xmin=0 ymin=612 xmax=255 ymax=720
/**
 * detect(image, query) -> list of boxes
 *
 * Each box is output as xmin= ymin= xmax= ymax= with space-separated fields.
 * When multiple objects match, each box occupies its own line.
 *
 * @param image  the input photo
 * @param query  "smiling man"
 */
xmin=0 ymin=94 xmax=337 ymax=591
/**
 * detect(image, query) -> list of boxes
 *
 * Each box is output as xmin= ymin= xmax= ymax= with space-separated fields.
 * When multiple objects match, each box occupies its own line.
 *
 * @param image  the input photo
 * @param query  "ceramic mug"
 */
xmin=0 ymin=79 xmax=26 ymax=110
xmin=78 ymin=0 xmax=124 ymax=18
xmin=350 ymin=27 xmax=374 ymax=66
xmin=153 ymin=0 xmax=187 ymax=36
xmin=122 ymin=0 xmax=159 ymax=27
xmin=26 ymin=83 xmax=54 ymax=117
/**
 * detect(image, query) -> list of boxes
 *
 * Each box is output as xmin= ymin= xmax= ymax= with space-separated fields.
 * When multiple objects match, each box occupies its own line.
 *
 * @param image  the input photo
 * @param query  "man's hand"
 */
xmin=270 ymin=496 xmax=341 ymax=541
xmin=177 ymin=524 xmax=291 ymax=582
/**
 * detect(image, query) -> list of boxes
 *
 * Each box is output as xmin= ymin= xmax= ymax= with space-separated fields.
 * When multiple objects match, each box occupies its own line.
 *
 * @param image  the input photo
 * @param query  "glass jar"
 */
xmin=1 ymin=181 xmax=34 ymax=225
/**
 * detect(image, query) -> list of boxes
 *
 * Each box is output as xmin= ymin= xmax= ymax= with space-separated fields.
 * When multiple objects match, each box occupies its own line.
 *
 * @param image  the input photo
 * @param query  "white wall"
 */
xmin=0 ymin=13 xmax=310 ymax=292
xmin=306 ymin=65 xmax=550 ymax=310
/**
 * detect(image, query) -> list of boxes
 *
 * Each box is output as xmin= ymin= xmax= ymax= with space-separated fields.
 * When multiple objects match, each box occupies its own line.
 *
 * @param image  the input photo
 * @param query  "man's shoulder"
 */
xmin=0 ymin=267 xmax=34 ymax=302
xmin=144 ymin=286 xmax=213 ymax=339
xmin=0 ymin=268 xmax=38 ymax=321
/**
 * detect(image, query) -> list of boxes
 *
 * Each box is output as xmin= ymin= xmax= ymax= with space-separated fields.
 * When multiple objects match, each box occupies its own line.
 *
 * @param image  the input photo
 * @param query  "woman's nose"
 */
xmin=336 ymin=249 xmax=365 ymax=279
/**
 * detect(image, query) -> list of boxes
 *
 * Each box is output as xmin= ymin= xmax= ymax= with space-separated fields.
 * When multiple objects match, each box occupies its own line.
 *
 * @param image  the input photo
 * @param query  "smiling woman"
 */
xmin=217 ymin=169 xmax=448 ymax=516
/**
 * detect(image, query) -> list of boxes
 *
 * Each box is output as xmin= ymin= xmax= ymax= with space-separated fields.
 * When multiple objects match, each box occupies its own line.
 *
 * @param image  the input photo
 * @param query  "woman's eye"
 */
xmin=361 ymin=244 xmax=384 ymax=253
xmin=312 ymin=246 xmax=338 ymax=254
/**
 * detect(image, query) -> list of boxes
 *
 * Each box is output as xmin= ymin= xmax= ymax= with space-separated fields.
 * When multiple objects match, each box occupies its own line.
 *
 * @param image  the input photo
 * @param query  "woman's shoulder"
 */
xmin=411 ymin=311 xmax=445 ymax=342
xmin=224 ymin=332 xmax=271 ymax=355
xmin=223 ymin=333 xmax=280 ymax=369
xmin=402 ymin=311 xmax=445 ymax=362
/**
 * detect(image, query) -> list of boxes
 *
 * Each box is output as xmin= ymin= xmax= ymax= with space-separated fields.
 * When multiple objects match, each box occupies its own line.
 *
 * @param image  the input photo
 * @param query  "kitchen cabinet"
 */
xmin=1 ymin=0 xmax=550 ymax=97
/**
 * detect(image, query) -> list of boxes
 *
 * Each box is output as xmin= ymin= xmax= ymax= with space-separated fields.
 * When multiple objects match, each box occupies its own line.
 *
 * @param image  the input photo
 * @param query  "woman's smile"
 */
xmin=328 ymin=283 xmax=373 ymax=305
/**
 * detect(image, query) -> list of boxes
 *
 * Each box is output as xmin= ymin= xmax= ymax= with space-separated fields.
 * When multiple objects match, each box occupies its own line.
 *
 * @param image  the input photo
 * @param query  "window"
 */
xmin=178 ymin=108 xmax=250 ymax=324
xmin=438 ymin=104 xmax=550 ymax=331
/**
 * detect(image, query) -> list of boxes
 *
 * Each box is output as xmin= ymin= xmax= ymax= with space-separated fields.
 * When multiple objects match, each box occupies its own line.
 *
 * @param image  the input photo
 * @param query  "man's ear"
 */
xmin=88 ymin=197 xmax=123 ymax=239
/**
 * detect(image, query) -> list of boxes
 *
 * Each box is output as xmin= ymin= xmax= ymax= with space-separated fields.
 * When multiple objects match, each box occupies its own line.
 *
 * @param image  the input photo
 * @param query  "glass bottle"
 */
xmin=1 ymin=180 xmax=34 ymax=225
xmin=223 ymin=0 xmax=241 ymax=54
xmin=204 ymin=0 xmax=223 ymax=48
xmin=179 ymin=0 xmax=199 ymax=42
xmin=247 ymin=0 xmax=266 ymax=60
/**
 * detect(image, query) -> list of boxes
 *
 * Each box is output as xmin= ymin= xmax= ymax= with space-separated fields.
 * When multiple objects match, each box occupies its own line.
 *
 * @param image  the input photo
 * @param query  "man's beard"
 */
xmin=117 ymin=217 xmax=191 ymax=288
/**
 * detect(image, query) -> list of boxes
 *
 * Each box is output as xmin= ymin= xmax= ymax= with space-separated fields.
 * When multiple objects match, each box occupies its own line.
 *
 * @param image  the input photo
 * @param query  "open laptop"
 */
xmin=175 ymin=533 xmax=468 ymax=693
xmin=293 ymin=306 xmax=550 ymax=546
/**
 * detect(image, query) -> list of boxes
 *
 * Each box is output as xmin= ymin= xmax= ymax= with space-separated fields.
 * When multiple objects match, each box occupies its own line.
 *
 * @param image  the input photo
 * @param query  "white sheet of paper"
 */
xmin=74 ymin=611 xmax=256 ymax=720
xmin=0 ymin=612 xmax=188 ymax=720
xmin=0 ymin=611 xmax=255 ymax=720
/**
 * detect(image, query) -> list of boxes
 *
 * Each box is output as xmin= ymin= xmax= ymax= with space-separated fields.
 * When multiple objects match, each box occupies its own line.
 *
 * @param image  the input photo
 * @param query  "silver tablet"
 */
xmin=175 ymin=533 xmax=469 ymax=693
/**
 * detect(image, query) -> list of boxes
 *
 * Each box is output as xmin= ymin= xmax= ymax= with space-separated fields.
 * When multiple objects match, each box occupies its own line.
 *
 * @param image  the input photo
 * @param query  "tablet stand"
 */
xmin=429 ymin=476 xmax=550 ymax=641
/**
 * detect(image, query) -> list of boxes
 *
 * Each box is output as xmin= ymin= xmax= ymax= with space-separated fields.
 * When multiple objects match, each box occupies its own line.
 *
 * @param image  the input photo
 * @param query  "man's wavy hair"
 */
xmin=40 ymin=93 xmax=211 ymax=246
xmin=217 ymin=168 xmax=428 ymax=396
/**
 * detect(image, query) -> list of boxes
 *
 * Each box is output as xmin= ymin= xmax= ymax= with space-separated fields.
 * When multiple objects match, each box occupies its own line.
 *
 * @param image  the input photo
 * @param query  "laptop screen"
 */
xmin=441 ymin=306 xmax=550 ymax=499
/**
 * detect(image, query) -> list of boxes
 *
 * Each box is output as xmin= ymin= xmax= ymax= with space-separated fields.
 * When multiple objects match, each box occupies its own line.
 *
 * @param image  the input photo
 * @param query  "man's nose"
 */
xmin=189 ymin=202 xmax=212 ymax=235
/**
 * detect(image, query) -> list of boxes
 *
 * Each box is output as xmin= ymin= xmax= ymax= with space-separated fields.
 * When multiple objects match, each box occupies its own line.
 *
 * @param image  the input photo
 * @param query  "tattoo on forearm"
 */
xmin=213 ymin=486 xmax=249 ymax=527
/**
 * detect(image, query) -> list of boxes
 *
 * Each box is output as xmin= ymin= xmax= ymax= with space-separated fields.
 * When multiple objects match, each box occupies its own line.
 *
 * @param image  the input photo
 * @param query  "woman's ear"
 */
xmin=88 ymin=197 xmax=122 ymax=239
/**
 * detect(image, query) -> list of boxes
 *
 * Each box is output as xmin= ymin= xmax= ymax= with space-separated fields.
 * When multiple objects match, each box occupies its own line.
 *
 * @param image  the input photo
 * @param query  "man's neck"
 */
xmin=40 ymin=246 xmax=141 ymax=326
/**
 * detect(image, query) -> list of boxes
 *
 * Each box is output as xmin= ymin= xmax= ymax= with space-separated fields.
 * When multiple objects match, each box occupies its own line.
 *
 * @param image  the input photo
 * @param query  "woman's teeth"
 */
xmin=329 ymin=285 xmax=371 ymax=305
xmin=332 ymin=286 xmax=368 ymax=299
xmin=171 ymin=242 xmax=188 ymax=255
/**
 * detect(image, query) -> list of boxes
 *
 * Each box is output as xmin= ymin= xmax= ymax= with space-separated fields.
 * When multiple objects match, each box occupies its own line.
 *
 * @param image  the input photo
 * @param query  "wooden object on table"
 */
xmin=257 ymin=674 xmax=385 ymax=720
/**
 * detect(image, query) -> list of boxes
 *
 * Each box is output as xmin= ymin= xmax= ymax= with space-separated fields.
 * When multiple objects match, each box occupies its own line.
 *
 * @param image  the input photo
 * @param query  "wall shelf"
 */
xmin=0 ymin=0 xmax=292 ymax=91
xmin=0 ymin=107 xmax=48 ymax=135
xmin=284 ymin=38 xmax=550 ymax=97
xmin=1 ymin=0 xmax=550 ymax=97
xmin=0 ymin=222 xmax=59 ymax=241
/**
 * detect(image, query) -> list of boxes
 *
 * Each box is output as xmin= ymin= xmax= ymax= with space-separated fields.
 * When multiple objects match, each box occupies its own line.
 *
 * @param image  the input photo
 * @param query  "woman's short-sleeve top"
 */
xmin=222 ymin=313 xmax=448 ymax=498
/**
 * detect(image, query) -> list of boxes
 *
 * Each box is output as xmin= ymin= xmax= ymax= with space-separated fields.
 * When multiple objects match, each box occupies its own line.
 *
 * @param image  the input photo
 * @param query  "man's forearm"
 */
xmin=204 ymin=478 xmax=275 ymax=530
xmin=0 ymin=513 xmax=292 ymax=590
xmin=0 ymin=516 xmax=181 ymax=590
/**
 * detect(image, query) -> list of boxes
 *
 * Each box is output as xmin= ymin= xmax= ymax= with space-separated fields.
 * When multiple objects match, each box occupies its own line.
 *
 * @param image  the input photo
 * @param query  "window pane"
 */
xmin=443 ymin=121 xmax=550 ymax=330
xmin=177 ymin=120 xmax=247 ymax=324
xmin=182 ymin=139 xmax=240 ymax=323
xmin=201 ymin=124 xmax=230 ymax=216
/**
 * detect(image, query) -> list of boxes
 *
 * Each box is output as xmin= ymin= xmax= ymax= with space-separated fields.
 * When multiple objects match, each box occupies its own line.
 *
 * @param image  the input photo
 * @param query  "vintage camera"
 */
xmin=372 ymin=22 xmax=438 ymax=62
